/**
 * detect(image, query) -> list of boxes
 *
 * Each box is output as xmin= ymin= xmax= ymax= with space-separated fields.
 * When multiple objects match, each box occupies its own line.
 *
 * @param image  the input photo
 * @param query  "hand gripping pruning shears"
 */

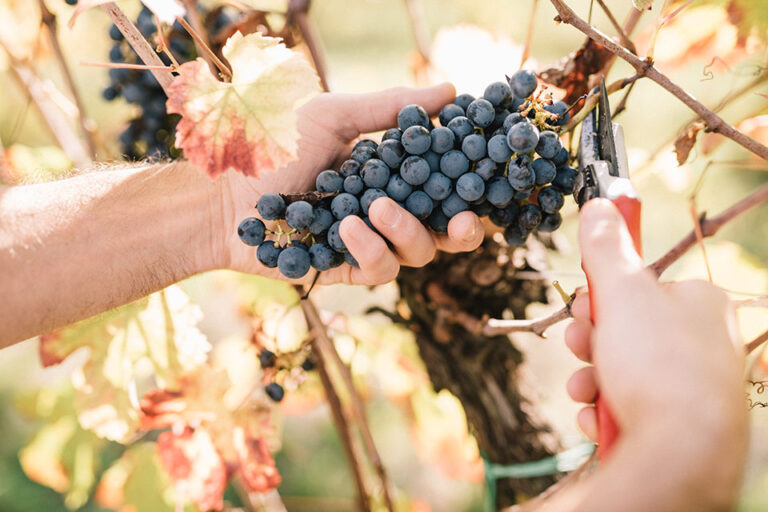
xmin=574 ymin=78 xmax=643 ymax=460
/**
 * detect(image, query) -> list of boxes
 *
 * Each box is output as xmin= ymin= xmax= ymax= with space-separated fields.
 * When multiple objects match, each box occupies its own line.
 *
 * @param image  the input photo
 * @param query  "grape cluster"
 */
xmin=238 ymin=71 xmax=577 ymax=280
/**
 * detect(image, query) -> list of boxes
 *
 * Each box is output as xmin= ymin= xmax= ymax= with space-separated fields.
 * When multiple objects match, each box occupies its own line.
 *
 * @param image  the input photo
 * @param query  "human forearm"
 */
xmin=0 ymin=161 xmax=222 ymax=346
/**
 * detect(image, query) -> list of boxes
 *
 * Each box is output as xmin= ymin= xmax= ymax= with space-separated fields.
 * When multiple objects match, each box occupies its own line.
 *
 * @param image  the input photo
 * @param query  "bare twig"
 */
xmin=403 ymin=0 xmax=430 ymax=64
xmin=595 ymin=0 xmax=636 ymax=53
xmin=611 ymin=79 xmax=637 ymax=117
xmin=181 ymin=0 xmax=217 ymax=72
xmin=745 ymin=329 xmax=768 ymax=355
xmin=563 ymin=73 xmax=643 ymax=132
xmin=549 ymin=0 xmax=768 ymax=160
xmin=484 ymin=304 xmax=573 ymax=337
xmin=38 ymin=0 xmax=96 ymax=160
xmin=289 ymin=0 xmax=330 ymax=92
xmin=650 ymin=181 xmax=768 ymax=275
xmin=80 ymin=61 xmax=174 ymax=71
xmin=176 ymin=16 xmax=232 ymax=81
xmin=521 ymin=0 xmax=540 ymax=68
xmin=101 ymin=3 xmax=174 ymax=95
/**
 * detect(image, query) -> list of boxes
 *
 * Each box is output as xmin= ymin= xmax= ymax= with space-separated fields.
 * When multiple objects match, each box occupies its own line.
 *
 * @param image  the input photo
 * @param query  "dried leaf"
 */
xmin=674 ymin=121 xmax=705 ymax=165
xmin=539 ymin=39 xmax=614 ymax=106
xmin=167 ymin=31 xmax=321 ymax=179
xmin=233 ymin=427 xmax=282 ymax=492
xmin=69 ymin=0 xmax=185 ymax=28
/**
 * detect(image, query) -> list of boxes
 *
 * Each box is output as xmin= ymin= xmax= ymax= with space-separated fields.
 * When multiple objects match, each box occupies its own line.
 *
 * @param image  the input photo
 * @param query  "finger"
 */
xmin=368 ymin=198 xmax=437 ymax=267
xmin=579 ymin=199 xmax=654 ymax=315
xmin=334 ymin=83 xmax=457 ymax=137
xmin=565 ymin=319 xmax=593 ymax=362
xmin=566 ymin=366 xmax=598 ymax=403
xmin=570 ymin=293 xmax=590 ymax=321
xmin=577 ymin=406 xmax=598 ymax=443
xmin=434 ymin=211 xmax=484 ymax=253
xmin=339 ymin=215 xmax=400 ymax=285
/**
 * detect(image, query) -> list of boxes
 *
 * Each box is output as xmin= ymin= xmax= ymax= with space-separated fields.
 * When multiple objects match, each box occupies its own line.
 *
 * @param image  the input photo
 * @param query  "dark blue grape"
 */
xmin=423 ymin=172 xmax=452 ymax=201
xmin=532 ymin=158 xmax=556 ymax=185
xmin=537 ymin=186 xmax=564 ymax=214
xmin=122 ymin=83 xmax=143 ymax=103
xmin=504 ymin=224 xmax=529 ymax=246
xmin=428 ymin=209 xmax=450 ymax=233
xmin=109 ymin=68 xmax=131 ymax=83
xmin=507 ymin=159 xmax=536 ymax=191
xmin=277 ymin=245 xmax=311 ymax=279
xmin=489 ymin=203 xmax=520 ymax=228
xmin=137 ymin=8 xmax=156 ymax=37
xmin=423 ymin=150 xmax=441 ymax=172
xmin=514 ymin=189 xmax=533 ymax=201
xmin=441 ymin=192 xmax=469 ymax=217
xmin=440 ymin=150 xmax=470 ymax=179
xmin=483 ymin=81 xmax=513 ymax=109
xmin=486 ymin=176 xmax=514 ymax=208
xmin=382 ymin=128 xmax=403 ymax=142
xmin=309 ymin=242 xmax=343 ymax=271
xmin=259 ymin=350 xmax=276 ymax=368
xmin=503 ymin=113 xmax=523 ymax=133
xmin=265 ymin=383 xmax=285 ymax=402
xmin=439 ymin=104 xmax=464 ymax=127
xmin=461 ymin=134 xmax=487 ymax=161
xmin=456 ymin=173 xmax=485 ymax=202
xmin=401 ymin=125 xmax=431 ymax=155
xmin=552 ymin=146 xmax=570 ymax=167
xmin=447 ymin=116 xmax=474 ymax=142
xmin=109 ymin=24 xmax=124 ymax=41
xmin=492 ymin=109 xmax=511 ymax=130
xmin=257 ymin=193 xmax=286 ymax=220
xmin=475 ymin=158 xmax=497 ymax=181
xmin=539 ymin=212 xmax=563 ymax=232
xmin=344 ymin=175 xmax=364 ymax=195
xmin=330 ymin=193 xmax=360 ymax=220
xmin=237 ymin=217 xmax=266 ymax=246
xmin=487 ymin=134 xmax=512 ymax=163
xmin=339 ymin=159 xmax=361 ymax=178
xmin=405 ymin=191 xmax=433 ymax=220
xmin=472 ymin=200 xmax=494 ymax=217
xmin=453 ymin=94 xmax=475 ymax=110
xmin=109 ymin=45 xmax=124 ymax=63
xmin=544 ymin=100 xmax=570 ymax=126
xmin=328 ymin=221 xmax=347 ymax=253
xmin=344 ymin=252 xmax=359 ymax=267
xmin=102 ymin=86 xmax=119 ymax=101
xmin=507 ymin=122 xmax=540 ymax=153
xmin=510 ymin=70 xmax=537 ymax=98
xmin=377 ymin=139 xmax=406 ymax=168
xmin=400 ymin=156 xmax=430 ymax=186
xmin=398 ymin=104 xmax=429 ymax=131
xmin=286 ymin=201 xmax=314 ymax=229
xmin=466 ymin=98 xmax=495 ymax=128
xmin=511 ymin=96 xmax=525 ymax=112
xmin=257 ymin=241 xmax=282 ymax=267
xmin=386 ymin=174 xmax=413 ymax=202
xmin=553 ymin=166 xmax=578 ymax=194
xmin=316 ymin=170 xmax=343 ymax=193
xmin=518 ymin=204 xmax=542 ymax=230
xmin=360 ymin=188 xmax=387 ymax=215
xmin=350 ymin=146 xmax=377 ymax=164
xmin=430 ymin=126 xmax=456 ymax=154
xmin=309 ymin=206 xmax=334 ymax=235
xmin=535 ymin=131 xmax=562 ymax=159
xmin=354 ymin=139 xmax=378 ymax=151
xmin=360 ymin=159 xmax=390 ymax=189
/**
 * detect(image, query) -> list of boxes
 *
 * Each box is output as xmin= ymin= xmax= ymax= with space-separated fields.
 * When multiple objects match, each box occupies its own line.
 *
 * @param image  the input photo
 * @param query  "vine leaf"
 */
xmin=39 ymin=286 xmax=211 ymax=442
xmin=538 ymin=39 xmax=613 ymax=105
xmin=166 ymin=31 xmax=321 ymax=179
xmin=69 ymin=0 xmax=185 ymax=27
xmin=674 ymin=121 xmax=705 ymax=165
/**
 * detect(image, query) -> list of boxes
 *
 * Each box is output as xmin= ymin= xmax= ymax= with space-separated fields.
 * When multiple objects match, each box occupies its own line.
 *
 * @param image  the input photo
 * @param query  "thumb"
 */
xmin=579 ymin=199 xmax=649 ymax=311
xmin=336 ymin=83 xmax=456 ymax=136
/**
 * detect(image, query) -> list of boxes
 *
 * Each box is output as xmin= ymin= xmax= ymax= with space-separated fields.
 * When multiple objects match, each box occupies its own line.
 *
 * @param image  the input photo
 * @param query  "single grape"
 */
xmin=507 ymin=159 xmax=536 ymax=191
xmin=386 ymin=174 xmax=413 ymax=202
xmin=401 ymin=125 xmax=431 ymax=155
xmin=301 ymin=357 xmax=316 ymax=371
xmin=504 ymin=224 xmax=530 ymax=246
xmin=440 ymin=150 xmax=470 ymax=179
xmin=309 ymin=206 xmax=334 ymax=235
xmin=237 ymin=217 xmax=266 ymax=246
xmin=439 ymin=103 xmax=464 ymax=127
xmin=503 ymin=113 xmax=523 ymax=133
xmin=456 ymin=173 xmax=485 ymax=202
xmin=257 ymin=241 xmax=282 ymax=268
xmin=102 ymin=86 xmax=119 ymax=101
xmin=441 ymin=192 xmax=469 ymax=217
xmin=453 ymin=94 xmax=475 ymax=110
xmin=544 ymin=100 xmax=570 ymax=126
xmin=339 ymin=159 xmax=361 ymax=178
xmin=377 ymin=139 xmax=406 ymax=168
xmin=328 ymin=221 xmax=347 ymax=253
xmin=309 ymin=242 xmax=343 ymax=271
xmin=400 ymin=156 xmax=431 ymax=186
xmin=466 ymin=98 xmax=495 ymax=128
xmin=109 ymin=24 xmax=124 ymax=41
xmin=537 ymin=186 xmax=565 ymax=214
xmin=277 ymin=245 xmax=311 ymax=279
xmin=405 ymin=191 xmax=434 ymax=220
xmin=423 ymin=150 xmax=441 ymax=172
xmin=483 ymin=81 xmax=513 ymax=109
xmin=265 ymin=382 xmax=285 ymax=402
xmin=285 ymin=201 xmax=314 ymax=229
xmin=316 ymin=170 xmax=344 ymax=193
xmin=487 ymin=134 xmax=513 ymax=163
xmin=397 ymin=104 xmax=430 ymax=131
xmin=122 ymin=83 xmax=143 ymax=103
xmin=475 ymin=158 xmax=497 ymax=181
xmin=344 ymin=175 xmax=364 ymax=195
xmin=447 ymin=116 xmax=474 ymax=142
xmin=489 ymin=203 xmax=520 ymax=228
xmin=510 ymin=70 xmax=537 ymax=98
xmin=350 ymin=145 xmax=377 ymax=164
xmin=552 ymin=146 xmax=570 ymax=167
xmin=360 ymin=159 xmax=390 ymax=189
xmin=331 ymin=193 xmax=360 ymax=220
xmin=472 ymin=200 xmax=494 ymax=217
xmin=518 ymin=204 xmax=543 ymax=230
xmin=461 ymin=134 xmax=487 ymax=161
xmin=532 ymin=158 xmax=556 ymax=185
xmin=535 ymin=131 xmax=562 ymax=159
xmin=259 ymin=350 xmax=276 ymax=368
xmin=382 ymin=128 xmax=403 ymax=142
xmin=66 ymin=0 xmax=78 ymax=5
xmin=428 ymin=209 xmax=450 ymax=233
xmin=423 ymin=172 xmax=452 ymax=201
xmin=486 ymin=177 xmax=514 ymax=208
xmin=430 ymin=126 xmax=456 ymax=154
xmin=492 ymin=109 xmax=511 ymax=130
xmin=109 ymin=45 xmax=124 ymax=63
xmin=360 ymin=188 xmax=387 ymax=215
xmin=354 ymin=139 xmax=378 ymax=152
xmin=137 ymin=8 xmax=156 ymax=37
xmin=539 ymin=212 xmax=563 ymax=232
xmin=507 ymin=121 xmax=540 ymax=153
xmin=553 ymin=166 xmax=578 ymax=194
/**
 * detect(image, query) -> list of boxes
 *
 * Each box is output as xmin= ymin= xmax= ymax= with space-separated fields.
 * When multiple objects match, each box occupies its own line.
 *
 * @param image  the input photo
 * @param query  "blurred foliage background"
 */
xmin=1 ymin=0 xmax=768 ymax=511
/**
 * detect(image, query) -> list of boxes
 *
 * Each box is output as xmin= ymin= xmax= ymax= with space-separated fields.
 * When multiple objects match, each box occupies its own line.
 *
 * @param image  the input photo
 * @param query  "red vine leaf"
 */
xmin=674 ymin=121 xmax=706 ymax=165
xmin=157 ymin=427 xmax=228 ymax=512
xmin=166 ymin=31 xmax=321 ymax=179
xmin=69 ymin=0 xmax=185 ymax=28
xmin=538 ymin=39 xmax=614 ymax=106
xmin=233 ymin=427 xmax=282 ymax=492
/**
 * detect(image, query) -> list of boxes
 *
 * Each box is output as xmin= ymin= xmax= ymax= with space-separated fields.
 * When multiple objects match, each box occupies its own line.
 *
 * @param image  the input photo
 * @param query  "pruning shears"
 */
xmin=575 ymin=78 xmax=643 ymax=460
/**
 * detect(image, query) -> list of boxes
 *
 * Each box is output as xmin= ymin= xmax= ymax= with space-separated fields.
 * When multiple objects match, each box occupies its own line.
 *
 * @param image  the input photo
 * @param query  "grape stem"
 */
xmin=745 ymin=329 xmax=768 ymax=355
xmin=175 ymin=17 xmax=233 ymax=82
xmin=548 ymin=0 xmax=768 ymax=160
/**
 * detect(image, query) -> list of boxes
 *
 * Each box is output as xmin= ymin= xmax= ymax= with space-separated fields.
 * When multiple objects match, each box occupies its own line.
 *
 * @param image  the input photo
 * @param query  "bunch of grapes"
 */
xmin=238 ymin=70 xmax=578 ymax=280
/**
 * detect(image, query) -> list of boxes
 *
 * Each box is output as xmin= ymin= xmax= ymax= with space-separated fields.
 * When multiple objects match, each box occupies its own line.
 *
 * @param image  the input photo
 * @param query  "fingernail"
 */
xmin=377 ymin=201 xmax=402 ymax=229
xmin=462 ymin=218 xmax=479 ymax=242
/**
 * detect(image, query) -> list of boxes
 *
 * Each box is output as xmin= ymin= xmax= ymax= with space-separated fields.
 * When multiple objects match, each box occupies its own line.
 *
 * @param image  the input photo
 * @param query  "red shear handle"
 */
xmin=586 ymin=195 xmax=642 ymax=460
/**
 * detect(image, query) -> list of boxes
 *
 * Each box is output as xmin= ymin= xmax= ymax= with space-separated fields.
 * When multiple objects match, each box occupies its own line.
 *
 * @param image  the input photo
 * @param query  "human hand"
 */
xmin=216 ymin=84 xmax=485 ymax=284
xmin=565 ymin=199 xmax=746 ymax=445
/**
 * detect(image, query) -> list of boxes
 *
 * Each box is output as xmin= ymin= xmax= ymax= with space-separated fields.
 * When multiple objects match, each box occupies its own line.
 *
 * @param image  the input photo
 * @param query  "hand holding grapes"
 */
xmin=218 ymin=84 xmax=486 ymax=285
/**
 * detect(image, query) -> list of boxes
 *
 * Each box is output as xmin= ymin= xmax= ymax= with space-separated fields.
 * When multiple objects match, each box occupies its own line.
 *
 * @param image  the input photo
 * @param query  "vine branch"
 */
xmin=289 ymin=0 xmax=330 ymax=92
xmin=484 ymin=304 xmax=573 ymax=337
xmin=745 ymin=329 xmax=768 ymax=355
xmin=549 ymin=0 xmax=768 ymax=160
